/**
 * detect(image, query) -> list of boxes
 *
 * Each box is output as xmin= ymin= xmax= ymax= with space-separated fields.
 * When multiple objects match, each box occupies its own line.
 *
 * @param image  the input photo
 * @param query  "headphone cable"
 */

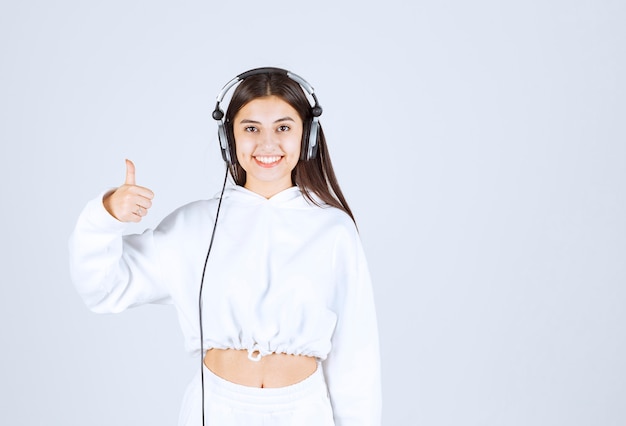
xmin=198 ymin=166 xmax=229 ymax=425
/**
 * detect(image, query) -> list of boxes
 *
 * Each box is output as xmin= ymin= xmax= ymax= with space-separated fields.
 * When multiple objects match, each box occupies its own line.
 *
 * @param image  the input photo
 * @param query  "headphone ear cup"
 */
xmin=305 ymin=117 xmax=320 ymax=161
xmin=217 ymin=122 xmax=232 ymax=164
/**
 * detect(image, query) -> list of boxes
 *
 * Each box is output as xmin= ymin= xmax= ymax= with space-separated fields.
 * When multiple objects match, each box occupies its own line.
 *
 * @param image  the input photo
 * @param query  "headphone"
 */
xmin=211 ymin=67 xmax=323 ymax=165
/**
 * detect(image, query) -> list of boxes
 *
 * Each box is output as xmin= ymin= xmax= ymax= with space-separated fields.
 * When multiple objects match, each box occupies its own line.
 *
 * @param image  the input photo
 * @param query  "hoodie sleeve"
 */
xmin=323 ymin=225 xmax=382 ymax=426
xmin=68 ymin=192 xmax=172 ymax=313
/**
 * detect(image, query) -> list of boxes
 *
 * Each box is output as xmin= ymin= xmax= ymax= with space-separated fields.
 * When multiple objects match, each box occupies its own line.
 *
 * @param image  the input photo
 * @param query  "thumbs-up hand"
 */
xmin=103 ymin=159 xmax=155 ymax=223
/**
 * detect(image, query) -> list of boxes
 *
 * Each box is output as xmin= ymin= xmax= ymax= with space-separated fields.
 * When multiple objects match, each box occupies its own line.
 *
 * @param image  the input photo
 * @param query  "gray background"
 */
xmin=1 ymin=1 xmax=624 ymax=425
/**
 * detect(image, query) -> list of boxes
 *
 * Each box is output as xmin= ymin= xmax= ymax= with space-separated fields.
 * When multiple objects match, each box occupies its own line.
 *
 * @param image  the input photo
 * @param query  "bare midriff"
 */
xmin=203 ymin=348 xmax=318 ymax=388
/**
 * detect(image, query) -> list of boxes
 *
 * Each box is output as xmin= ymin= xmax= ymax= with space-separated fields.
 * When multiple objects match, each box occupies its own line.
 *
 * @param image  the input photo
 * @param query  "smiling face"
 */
xmin=233 ymin=95 xmax=304 ymax=198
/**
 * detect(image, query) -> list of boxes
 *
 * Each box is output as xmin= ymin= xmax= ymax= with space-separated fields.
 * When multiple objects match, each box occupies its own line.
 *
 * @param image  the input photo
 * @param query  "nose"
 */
xmin=259 ymin=130 xmax=276 ymax=149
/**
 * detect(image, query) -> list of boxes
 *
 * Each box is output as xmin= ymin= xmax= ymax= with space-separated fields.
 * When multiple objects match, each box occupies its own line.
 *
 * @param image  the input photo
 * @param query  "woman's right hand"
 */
xmin=103 ymin=159 xmax=155 ymax=223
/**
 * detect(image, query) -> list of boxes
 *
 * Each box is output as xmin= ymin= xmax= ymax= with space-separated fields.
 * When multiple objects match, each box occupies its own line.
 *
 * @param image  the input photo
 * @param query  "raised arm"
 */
xmin=69 ymin=159 xmax=170 ymax=313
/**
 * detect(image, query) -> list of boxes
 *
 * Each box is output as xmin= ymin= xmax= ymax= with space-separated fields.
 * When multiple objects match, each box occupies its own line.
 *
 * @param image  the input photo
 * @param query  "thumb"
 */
xmin=125 ymin=159 xmax=136 ymax=186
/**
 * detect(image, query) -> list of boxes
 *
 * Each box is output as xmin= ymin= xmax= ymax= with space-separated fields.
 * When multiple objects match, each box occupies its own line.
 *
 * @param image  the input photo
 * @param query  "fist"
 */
xmin=103 ymin=159 xmax=155 ymax=223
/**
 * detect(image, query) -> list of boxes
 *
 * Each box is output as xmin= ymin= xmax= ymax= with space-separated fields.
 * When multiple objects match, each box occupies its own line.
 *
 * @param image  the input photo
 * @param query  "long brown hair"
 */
xmin=224 ymin=71 xmax=355 ymax=224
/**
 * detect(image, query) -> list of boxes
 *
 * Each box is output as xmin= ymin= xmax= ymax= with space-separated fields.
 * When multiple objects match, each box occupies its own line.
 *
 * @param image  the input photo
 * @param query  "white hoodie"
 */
xmin=69 ymin=184 xmax=381 ymax=425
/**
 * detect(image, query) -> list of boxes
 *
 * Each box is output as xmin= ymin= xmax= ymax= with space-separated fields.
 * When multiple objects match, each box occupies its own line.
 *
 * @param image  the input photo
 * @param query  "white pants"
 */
xmin=178 ymin=362 xmax=335 ymax=426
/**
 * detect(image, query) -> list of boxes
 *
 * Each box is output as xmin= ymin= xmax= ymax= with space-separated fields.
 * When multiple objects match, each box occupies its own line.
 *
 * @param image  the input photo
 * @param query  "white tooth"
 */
xmin=257 ymin=156 xmax=280 ymax=163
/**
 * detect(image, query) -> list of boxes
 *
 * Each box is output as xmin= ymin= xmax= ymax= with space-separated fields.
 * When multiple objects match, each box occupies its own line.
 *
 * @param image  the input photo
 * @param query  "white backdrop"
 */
xmin=1 ymin=1 xmax=625 ymax=425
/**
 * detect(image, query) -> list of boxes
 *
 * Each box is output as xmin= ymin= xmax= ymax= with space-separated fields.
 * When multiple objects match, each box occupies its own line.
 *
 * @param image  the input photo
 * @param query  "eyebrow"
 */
xmin=238 ymin=116 xmax=296 ymax=124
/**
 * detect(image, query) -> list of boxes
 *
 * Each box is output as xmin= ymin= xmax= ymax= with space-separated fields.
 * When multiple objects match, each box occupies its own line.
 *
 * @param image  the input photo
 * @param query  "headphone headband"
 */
xmin=212 ymin=67 xmax=323 ymax=164
xmin=213 ymin=67 xmax=321 ymax=119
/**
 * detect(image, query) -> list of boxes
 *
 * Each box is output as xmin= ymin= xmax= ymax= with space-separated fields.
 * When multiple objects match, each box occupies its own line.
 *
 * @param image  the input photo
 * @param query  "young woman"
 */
xmin=69 ymin=68 xmax=381 ymax=425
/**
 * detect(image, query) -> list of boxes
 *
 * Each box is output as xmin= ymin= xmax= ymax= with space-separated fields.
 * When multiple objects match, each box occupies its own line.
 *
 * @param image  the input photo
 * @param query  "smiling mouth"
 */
xmin=254 ymin=155 xmax=282 ymax=165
